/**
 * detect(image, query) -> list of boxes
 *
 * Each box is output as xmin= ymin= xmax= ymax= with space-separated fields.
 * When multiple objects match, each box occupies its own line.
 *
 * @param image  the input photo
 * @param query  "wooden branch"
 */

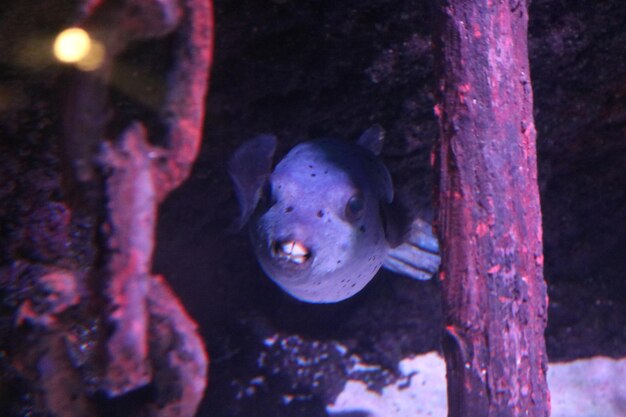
xmin=433 ymin=1 xmax=550 ymax=416
xmin=12 ymin=1 xmax=213 ymax=416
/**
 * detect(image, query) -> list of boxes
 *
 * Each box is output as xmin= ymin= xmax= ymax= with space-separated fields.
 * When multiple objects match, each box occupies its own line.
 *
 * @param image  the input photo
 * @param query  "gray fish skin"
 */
xmin=229 ymin=126 xmax=439 ymax=303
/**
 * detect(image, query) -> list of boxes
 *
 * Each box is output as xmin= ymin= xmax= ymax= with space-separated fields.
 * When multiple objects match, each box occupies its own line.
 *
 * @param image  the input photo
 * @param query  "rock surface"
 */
xmin=327 ymin=354 xmax=626 ymax=417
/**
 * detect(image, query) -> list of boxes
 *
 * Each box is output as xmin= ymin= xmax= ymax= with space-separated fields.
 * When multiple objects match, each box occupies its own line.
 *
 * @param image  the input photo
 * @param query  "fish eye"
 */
xmin=345 ymin=192 xmax=365 ymax=221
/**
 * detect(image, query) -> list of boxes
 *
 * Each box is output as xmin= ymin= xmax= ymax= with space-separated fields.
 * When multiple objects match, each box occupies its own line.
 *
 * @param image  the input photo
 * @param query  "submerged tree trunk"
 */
xmin=433 ymin=1 xmax=550 ymax=416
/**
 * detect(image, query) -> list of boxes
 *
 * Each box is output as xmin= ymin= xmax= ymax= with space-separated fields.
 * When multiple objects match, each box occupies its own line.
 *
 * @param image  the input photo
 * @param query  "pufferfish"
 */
xmin=228 ymin=125 xmax=440 ymax=303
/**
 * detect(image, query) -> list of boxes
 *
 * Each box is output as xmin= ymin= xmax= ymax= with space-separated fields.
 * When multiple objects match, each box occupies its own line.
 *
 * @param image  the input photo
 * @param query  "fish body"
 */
xmin=229 ymin=126 xmax=439 ymax=303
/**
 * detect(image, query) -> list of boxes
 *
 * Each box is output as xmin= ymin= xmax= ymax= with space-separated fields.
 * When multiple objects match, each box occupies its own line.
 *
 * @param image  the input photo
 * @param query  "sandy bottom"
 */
xmin=327 ymin=353 xmax=626 ymax=417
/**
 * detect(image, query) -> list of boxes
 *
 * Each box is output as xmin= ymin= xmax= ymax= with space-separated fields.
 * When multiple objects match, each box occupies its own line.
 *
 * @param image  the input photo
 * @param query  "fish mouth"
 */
xmin=271 ymin=239 xmax=312 ymax=265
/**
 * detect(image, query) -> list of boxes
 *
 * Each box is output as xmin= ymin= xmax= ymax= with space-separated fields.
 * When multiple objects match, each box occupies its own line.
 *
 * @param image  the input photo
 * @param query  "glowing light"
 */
xmin=53 ymin=27 xmax=105 ymax=71
xmin=53 ymin=28 xmax=91 ymax=63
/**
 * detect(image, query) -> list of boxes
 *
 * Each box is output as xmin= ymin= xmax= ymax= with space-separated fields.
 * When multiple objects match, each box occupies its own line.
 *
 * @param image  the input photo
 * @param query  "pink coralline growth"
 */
xmin=7 ymin=0 xmax=214 ymax=416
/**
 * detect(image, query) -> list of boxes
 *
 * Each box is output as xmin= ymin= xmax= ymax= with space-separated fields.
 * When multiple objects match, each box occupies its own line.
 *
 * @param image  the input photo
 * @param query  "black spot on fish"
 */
xmin=337 ymin=260 xmax=342 ymax=264
xmin=311 ymin=173 xmax=316 ymax=177
xmin=351 ymin=283 xmax=356 ymax=288
xmin=308 ymin=165 xmax=314 ymax=168
xmin=317 ymin=210 xmax=324 ymax=218
xmin=285 ymin=206 xmax=293 ymax=213
xmin=360 ymin=225 xmax=366 ymax=233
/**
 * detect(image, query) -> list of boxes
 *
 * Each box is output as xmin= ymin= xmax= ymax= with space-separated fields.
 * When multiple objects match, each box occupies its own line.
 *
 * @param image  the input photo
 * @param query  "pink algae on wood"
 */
xmin=433 ymin=0 xmax=550 ymax=416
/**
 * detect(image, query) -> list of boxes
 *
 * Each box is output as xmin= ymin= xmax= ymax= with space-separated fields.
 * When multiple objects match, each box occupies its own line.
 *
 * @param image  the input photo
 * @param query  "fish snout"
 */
xmin=271 ymin=239 xmax=312 ymax=265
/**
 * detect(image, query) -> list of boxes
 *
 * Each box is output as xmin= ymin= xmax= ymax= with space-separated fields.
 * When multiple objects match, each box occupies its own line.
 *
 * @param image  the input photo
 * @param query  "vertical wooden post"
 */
xmin=432 ymin=1 xmax=550 ymax=416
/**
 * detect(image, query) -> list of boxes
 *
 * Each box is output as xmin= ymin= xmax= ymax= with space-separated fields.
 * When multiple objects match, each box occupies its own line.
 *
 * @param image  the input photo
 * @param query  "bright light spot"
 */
xmin=53 ymin=27 xmax=105 ymax=71
xmin=53 ymin=28 xmax=91 ymax=63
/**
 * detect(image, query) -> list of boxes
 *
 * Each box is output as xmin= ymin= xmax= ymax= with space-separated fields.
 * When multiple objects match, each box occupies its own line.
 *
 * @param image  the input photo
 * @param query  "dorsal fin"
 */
xmin=356 ymin=124 xmax=385 ymax=155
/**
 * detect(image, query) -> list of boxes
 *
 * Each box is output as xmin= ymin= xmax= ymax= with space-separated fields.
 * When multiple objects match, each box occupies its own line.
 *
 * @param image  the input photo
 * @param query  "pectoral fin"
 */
xmin=227 ymin=134 xmax=277 ymax=229
xmin=383 ymin=217 xmax=440 ymax=280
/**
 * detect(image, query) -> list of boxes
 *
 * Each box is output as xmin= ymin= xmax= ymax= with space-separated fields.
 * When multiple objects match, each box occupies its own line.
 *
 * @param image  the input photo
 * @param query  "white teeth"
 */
xmin=290 ymin=242 xmax=309 ymax=256
xmin=291 ymin=255 xmax=306 ymax=264
xmin=276 ymin=240 xmax=310 ymax=263
xmin=281 ymin=242 xmax=295 ymax=255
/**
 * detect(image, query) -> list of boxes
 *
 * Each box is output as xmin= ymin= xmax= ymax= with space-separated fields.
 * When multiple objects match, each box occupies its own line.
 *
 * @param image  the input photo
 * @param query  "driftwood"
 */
xmin=433 ymin=1 xmax=550 ymax=416
xmin=8 ymin=1 xmax=213 ymax=416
